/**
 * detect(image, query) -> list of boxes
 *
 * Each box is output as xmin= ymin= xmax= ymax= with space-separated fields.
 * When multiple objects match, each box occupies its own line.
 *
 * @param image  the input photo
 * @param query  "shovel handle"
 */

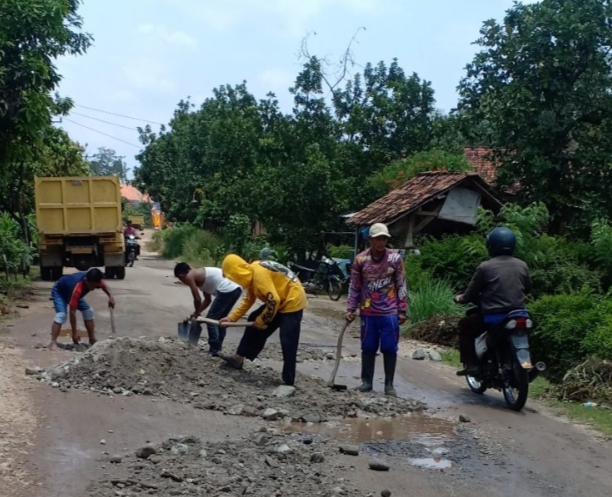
xmin=328 ymin=320 xmax=350 ymax=387
xmin=109 ymin=306 xmax=117 ymax=338
xmin=195 ymin=317 xmax=255 ymax=328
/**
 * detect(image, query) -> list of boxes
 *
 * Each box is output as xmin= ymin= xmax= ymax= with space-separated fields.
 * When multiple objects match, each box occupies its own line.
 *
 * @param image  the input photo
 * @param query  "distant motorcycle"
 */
xmin=289 ymin=256 xmax=347 ymax=301
xmin=462 ymin=307 xmax=546 ymax=411
xmin=125 ymin=235 xmax=139 ymax=267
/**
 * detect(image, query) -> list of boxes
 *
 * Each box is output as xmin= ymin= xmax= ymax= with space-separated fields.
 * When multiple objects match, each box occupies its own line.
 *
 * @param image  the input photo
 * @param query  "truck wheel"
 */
xmin=51 ymin=267 xmax=63 ymax=281
xmin=40 ymin=266 xmax=53 ymax=281
xmin=105 ymin=267 xmax=116 ymax=279
xmin=114 ymin=266 xmax=126 ymax=280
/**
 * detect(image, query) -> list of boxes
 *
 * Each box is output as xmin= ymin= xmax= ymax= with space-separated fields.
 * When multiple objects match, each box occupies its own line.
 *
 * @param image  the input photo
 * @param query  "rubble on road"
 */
xmin=86 ymin=432 xmax=372 ymax=497
xmin=33 ymin=337 xmax=425 ymax=422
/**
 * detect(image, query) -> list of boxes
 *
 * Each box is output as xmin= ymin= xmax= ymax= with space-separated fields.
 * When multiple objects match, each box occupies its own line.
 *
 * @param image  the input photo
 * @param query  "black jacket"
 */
xmin=459 ymin=256 xmax=532 ymax=314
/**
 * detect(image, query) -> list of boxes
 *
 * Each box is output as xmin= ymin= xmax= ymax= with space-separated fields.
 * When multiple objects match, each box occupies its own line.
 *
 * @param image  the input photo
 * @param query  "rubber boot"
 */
xmin=383 ymin=353 xmax=397 ymax=397
xmin=357 ymin=352 xmax=376 ymax=392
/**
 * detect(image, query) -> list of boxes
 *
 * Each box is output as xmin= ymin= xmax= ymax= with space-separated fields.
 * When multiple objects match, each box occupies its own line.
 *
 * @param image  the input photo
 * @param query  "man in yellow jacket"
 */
xmin=218 ymin=254 xmax=308 ymax=386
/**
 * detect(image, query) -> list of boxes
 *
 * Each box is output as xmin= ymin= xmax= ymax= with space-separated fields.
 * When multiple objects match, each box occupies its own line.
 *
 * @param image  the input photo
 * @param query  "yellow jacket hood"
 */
xmin=222 ymin=254 xmax=253 ymax=288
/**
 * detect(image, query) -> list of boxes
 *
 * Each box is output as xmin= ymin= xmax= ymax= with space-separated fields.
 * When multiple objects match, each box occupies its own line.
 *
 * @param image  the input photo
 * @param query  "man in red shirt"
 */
xmin=49 ymin=268 xmax=115 ymax=350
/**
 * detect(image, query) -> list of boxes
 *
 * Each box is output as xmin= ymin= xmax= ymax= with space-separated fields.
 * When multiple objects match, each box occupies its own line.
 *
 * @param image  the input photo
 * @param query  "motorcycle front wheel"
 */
xmin=128 ymin=251 xmax=135 ymax=267
xmin=466 ymin=373 xmax=487 ymax=394
xmin=503 ymin=359 xmax=529 ymax=411
xmin=327 ymin=279 xmax=343 ymax=301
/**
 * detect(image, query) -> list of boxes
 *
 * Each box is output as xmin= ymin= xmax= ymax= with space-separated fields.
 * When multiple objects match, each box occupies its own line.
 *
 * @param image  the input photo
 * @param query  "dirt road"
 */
xmin=1 ymin=242 xmax=611 ymax=496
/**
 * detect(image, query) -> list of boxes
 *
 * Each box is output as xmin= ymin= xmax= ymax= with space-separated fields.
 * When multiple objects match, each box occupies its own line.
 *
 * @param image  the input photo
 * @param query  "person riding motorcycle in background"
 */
xmin=123 ymin=219 xmax=140 ymax=261
xmin=454 ymin=227 xmax=532 ymax=377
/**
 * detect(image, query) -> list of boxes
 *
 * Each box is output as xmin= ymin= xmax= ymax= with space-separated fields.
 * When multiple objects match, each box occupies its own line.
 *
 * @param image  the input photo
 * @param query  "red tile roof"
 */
xmin=348 ymin=171 xmax=502 ymax=226
xmin=464 ymin=147 xmax=499 ymax=184
xmin=121 ymin=184 xmax=151 ymax=203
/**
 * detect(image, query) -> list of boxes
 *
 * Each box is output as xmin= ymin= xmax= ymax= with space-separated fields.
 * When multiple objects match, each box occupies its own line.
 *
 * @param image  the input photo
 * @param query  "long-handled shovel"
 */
xmin=328 ymin=320 xmax=350 ymax=391
xmin=110 ymin=306 xmax=117 ymax=339
xmin=177 ymin=317 xmax=254 ymax=345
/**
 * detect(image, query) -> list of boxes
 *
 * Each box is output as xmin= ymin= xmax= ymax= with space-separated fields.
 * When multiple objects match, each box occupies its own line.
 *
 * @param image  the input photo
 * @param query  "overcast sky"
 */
xmin=56 ymin=0 xmax=537 ymax=176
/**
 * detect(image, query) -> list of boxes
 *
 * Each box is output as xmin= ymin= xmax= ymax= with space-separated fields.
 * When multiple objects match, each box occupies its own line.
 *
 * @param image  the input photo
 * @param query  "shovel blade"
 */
xmin=177 ymin=321 xmax=190 ymax=342
xmin=188 ymin=321 xmax=202 ymax=346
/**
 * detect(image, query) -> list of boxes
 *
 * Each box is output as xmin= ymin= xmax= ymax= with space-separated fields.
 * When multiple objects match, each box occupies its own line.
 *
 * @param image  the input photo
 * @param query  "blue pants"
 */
xmin=51 ymin=284 xmax=94 ymax=324
xmin=206 ymin=287 xmax=242 ymax=353
xmin=360 ymin=315 xmax=400 ymax=355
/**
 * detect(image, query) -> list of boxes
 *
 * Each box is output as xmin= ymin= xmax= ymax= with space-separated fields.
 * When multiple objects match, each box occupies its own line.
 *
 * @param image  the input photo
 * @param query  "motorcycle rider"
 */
xmin=454 ymin=227 xmax=532 ymax=376
xmin=123 ymin=219 xmax=140 ymax=261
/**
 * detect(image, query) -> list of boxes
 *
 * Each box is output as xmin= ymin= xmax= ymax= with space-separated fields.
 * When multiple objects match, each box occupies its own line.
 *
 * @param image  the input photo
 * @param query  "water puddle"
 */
xmin=410 ymin=450 xmax=454 ymax=470
xmin=283 ymin=414 xmax=456 ymax=445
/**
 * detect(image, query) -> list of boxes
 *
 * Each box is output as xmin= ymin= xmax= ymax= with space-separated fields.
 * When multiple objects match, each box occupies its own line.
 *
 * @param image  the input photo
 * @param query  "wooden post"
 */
xmin=404 ymin=214 xmax=415 ymax=248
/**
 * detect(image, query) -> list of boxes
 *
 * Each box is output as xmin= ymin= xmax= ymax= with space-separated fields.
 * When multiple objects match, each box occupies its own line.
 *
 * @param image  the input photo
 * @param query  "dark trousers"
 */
xmin=236 ymin=305 xmax=303 ymax=386
xmin=458 ymin=313 xmax=487 ymax=365
xmin=206 ymin=287 xmax=242 ymax=353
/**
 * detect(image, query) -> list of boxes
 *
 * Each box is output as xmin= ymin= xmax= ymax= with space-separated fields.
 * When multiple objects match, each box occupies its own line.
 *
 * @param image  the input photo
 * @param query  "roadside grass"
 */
xmin=437 ymin=353 xmax=612 ymax=436
xmin=0 ymin=272 xmax=35 ymax=322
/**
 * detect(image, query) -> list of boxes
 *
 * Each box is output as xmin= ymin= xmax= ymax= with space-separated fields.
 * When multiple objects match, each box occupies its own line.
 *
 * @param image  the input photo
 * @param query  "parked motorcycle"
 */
xmin=125 ymin=235 xmax=139 ymax=267
xmin=289 ymin=256 xmax=347 ymax=301
xmin=463 ymin=308 xmax=546 ymax=411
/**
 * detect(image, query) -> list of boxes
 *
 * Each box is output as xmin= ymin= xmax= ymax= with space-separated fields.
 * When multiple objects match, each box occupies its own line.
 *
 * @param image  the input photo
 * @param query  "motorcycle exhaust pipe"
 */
xmin=529 ymin=361 xmax=546 ymax=382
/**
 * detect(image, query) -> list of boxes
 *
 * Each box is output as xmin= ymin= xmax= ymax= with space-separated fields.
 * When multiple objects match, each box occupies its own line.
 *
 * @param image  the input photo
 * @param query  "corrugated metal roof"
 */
xmin=348 ymin=171 xmax=498 ymax=226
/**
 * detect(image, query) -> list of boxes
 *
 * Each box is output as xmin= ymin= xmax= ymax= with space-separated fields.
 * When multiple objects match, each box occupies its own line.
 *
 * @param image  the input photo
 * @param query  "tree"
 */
xmin=89 ymin=147 xmax=128 ymax=182
xmin=458 ymin=0 xmax=612 ymax=232
xmin=0 ymin=0 xmax=92 ymax=167
xmin=368 ymin=149 xmax=472 ymax=194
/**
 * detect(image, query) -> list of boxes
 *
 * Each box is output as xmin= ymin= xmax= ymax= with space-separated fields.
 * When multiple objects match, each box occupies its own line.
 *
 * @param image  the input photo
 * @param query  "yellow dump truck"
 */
xmin=129 ymin=214 xmax=146 ymax=230
xmin=35 ymin=176 xmax=126 ymax=281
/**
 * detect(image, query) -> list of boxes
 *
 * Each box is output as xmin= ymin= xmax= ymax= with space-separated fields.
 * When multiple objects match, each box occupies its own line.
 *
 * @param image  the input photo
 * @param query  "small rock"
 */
xmin=113 ymin=387 xmax=122 ymax=394
xmin=302 ymin=436 xmax=314 ymax=445
xmin=277 ymin=444 xmax=291 ymax=454
xmin=109 ymin=455 xmax=122 ymax=464
xmin=254 ymin=434 xmax=268 ymax=447
xmin=135 ymin=445 xmax=157 ymax=459
xmin=310 ymin=452 xmax=325 ymax=463
xmin=459 ymin=414 xmax=471 ymax=423
xmin=265 ymin=456 xmax=279 ymax=468
xmin=302 ymin=412 xmax=321 ymax=424
xmin=272 ymin=385 xmax=296 ymax=398
xmin=381 ymin=491 xmax=392 ymax=497
xmin=369 ymin=460 xmax=390 ymax=471
xmin=325 ymin=352 xmax=335 ymax=360
xmin=198 ymin=449 xmax=207 ymax=458
xmin=427 ymin=350 xmax=442 ymax=362
xmin=51 ymin=382 xmax=60 ymax=388
xmin=412 ymin=349 xmax=426 ymax=360
xmin=148 ymin=455 xmax=162 ymax=464
xmin=100 ymin=439 xmax=106 ymax=445
xmin=332 ymin=487 xmax=345 ymax=495
xmin=25 ymin=366 xmax=42 ymax=376
xmin=226 ymin=404 xmax=244 ymax=415
xmin=158 ymin=337 xmax=166 ymax=344
xmin=262 ymin=408 xmax=279 ymax=421
xmin=142 ymin=387 xmax=153 ymax=396
xmin=339 ymin=445 xmax=359 ymax=456
xmin=170 ymin=443 xmax=189 ymax=455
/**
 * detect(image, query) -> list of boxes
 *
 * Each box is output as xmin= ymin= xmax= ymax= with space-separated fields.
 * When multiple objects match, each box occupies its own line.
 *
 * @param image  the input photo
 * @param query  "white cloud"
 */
xmin=170 ymin=0 xmax=394 ymax=37
xmin=258 ymin=68 xmax=294 ymax=92
xmin=137 ymin=23 xmax=198 ymax=49
xmin=124 ymin=59 xmax=176 ymax=94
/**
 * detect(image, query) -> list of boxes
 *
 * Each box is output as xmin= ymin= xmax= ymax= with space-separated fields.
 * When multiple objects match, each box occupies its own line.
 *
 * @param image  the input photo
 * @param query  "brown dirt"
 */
xmin=409 ymin=315 xmax=460 ymax=348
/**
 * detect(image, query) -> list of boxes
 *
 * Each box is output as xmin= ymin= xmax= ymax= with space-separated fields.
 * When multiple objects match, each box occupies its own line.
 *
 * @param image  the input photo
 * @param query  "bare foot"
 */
xmin=89 ymin=339 xmax=97 ymax=346
xmin=48 ymin=342 xmax=57 ymax=351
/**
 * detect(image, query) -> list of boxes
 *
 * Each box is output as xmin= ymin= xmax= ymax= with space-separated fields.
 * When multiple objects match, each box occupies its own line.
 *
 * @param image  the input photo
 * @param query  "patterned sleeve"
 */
xmin=394 ymin=255 xmax=408 ymax=315
xmin=346 ymin=256 xmax=363 ymax=313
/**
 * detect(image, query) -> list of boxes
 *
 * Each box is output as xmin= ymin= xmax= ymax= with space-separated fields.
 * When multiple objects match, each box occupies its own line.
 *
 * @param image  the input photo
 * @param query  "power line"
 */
xmin=74 ymin=104 xmax=165 ymax=126
xmin=63 ymin=118 xmax=141 ymax=148
xmin=71 ymin=111 xmax=138 ymax=131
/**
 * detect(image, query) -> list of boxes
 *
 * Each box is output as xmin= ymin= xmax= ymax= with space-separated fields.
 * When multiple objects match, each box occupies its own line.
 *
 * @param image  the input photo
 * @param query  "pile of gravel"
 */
xmin=34 ymin=337 xmax=425 ymax=422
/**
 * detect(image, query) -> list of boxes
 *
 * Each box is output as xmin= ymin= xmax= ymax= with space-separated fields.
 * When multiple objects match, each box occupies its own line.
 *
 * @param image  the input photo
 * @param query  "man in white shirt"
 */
xmin=174 ymin=262 xmax=242 ymax=356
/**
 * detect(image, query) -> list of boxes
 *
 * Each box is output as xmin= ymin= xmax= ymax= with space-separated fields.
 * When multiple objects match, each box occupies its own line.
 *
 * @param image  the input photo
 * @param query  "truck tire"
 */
xmin=40 ymin=266 xmax=53 ymax=281
xmin=105 ymin=267 xmax=116 ymax=279
xmin=51 ymin=267 xmax=63 ymax=281
xmin=115 ymin=266 xmax=126 ymax=280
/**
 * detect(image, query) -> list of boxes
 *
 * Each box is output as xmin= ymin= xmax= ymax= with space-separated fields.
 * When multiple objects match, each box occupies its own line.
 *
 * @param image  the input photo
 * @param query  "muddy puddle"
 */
xmin=283 ymin=413 xmax=456 ymax=445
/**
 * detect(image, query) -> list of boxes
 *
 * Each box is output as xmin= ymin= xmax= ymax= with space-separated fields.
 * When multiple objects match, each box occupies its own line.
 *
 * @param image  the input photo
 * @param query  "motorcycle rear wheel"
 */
xmin=327 ymin=279 xmax=343 ymax=301
xmin=503 ymin=360 xmax=529 ymax=412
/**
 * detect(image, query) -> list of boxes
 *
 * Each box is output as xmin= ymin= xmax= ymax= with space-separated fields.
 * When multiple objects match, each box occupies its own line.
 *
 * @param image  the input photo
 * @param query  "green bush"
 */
xmin=416 ymin=234 xmax=488 ymax=290
xmin=404 ymin=254 xmax=433 ymax=294
xmin=408 ymin=278 xmax=464 ymax=326
xmin=328 ymin=244 xmax=354 ymax=260
xmin=529 ymin=294 xmax=612 ymax=381
xmin=152 ymin=225 xmax=223 ymax=267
